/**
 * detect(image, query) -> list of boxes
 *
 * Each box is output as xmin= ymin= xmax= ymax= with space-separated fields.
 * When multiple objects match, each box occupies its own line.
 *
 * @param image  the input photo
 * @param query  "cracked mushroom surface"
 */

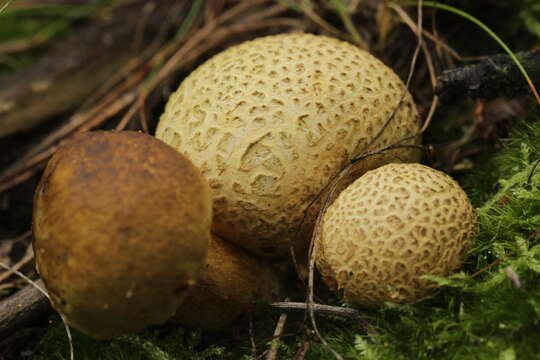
xmin=316 ymin=163 xmax=477 ymax=307
xmin=156 ymin=33 xmax=421 ymax=259
xmin=32 ymin=131 xmax=212 ymax=339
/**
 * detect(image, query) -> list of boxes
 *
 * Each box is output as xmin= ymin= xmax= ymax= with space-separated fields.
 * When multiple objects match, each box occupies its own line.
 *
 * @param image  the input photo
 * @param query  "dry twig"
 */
xmin=0 ymin=245 xmax=34 ymax=284
xmin=266 ymin=298 xmax=290 ymax=360
xmin=269 ymin=302 xmax=360 ymax=319
xmin=0 ymin=279 xmax=49 ymax=340
xmin=249 ymin=312 xmax=258 ymax=359
xmin=294 ymin=332 xmax=310 ymax=360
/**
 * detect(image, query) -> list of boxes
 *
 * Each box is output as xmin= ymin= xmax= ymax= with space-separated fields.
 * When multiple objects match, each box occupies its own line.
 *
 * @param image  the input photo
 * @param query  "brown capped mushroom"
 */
xmin=32 ymin=131 xmax=212 ymax=338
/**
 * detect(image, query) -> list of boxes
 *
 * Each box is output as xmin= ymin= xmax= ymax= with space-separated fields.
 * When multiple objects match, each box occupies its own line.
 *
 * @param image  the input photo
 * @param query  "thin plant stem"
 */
xmin=328 ymin=0 xmax=367 ymax=48
xmin=175 ymin=0 xmax=204 ymax=40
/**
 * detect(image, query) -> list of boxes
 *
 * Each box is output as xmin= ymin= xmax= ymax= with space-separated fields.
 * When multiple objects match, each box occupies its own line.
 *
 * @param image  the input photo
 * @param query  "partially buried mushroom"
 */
xmin=32 ymin=131 xmax=212 ymax=339
xmin=172 ymin=235 xmax=282 ymax=331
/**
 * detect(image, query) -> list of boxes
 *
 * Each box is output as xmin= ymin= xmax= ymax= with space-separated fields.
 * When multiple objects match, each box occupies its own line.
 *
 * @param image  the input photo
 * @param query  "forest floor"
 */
xmin=0 ymin=1 xmax=539 ymax=359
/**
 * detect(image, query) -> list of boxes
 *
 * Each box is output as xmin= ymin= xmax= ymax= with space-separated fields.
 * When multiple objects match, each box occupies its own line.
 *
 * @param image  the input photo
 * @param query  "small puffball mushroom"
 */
xmin=156 ymin=33 xmax=421 ymax=259
xmin=316 ymin=163 xmax=477 ymax=307
xmin=32 ymin=131 xmax=212 ymax=339
xmin=172 ymin=235 xmax=282 ymax=331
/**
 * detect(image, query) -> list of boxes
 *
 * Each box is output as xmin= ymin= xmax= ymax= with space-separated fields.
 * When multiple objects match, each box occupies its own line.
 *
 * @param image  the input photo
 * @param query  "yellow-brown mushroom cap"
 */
xmin=156 ymin=33 xmax=421 ymax=259
xmin=316 ymin=163 xmax=477 ymax=307
xmin=32 ymin=131 xmax=212 ymax=338
xmin=172 ymin=235 xmax=282 ymax=331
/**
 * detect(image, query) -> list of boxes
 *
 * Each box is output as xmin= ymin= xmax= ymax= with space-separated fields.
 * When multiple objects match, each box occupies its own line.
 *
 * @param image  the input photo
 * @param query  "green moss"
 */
xmin=33 ymin=324 xmax=226 ymax=360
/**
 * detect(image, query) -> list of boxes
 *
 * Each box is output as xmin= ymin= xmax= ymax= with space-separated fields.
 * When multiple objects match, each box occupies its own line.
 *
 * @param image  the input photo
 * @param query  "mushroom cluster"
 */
xmin=33 ymin=32 xmax=477 ymax=338
xmin=156 ymin=32 xmax=477 ymax=311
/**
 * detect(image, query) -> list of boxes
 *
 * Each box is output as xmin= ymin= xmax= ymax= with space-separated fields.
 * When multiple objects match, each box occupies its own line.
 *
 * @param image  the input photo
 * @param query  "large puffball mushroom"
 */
xmin=172 ymin=235 xmax=282 ymax=331
xmin=156 ymin=33 xmax=421 ymax=259
xmin=316 ymin=163 xmax=477 ymax=307
xmin=32 ymin=131 xmax=212 ymax=339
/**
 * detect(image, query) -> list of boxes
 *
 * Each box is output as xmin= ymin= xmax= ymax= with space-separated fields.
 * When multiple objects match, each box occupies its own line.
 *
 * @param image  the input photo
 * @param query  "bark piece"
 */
xmin=436 ymin=49 xmax=540 ymax=102
xmin=0 ymin=280 xmax=50 ymax=340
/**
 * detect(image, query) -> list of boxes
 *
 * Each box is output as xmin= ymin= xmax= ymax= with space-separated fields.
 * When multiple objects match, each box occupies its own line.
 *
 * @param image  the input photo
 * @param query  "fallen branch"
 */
xmin=436 ymin=49 xmax=540 ymax=102
xmin=0 ymin=279 xmax=51 ymax=340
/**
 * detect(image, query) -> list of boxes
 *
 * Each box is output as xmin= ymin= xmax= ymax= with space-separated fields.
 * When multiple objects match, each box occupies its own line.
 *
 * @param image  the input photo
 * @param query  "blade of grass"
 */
xmin=140 ymin=0 xmax=204 ymax=85
xmin=276 ymin=0 xmax=345 ymax=38
xmin=327 ymin=0 xmax=367 ymax=48
xmin=400 ymin=0 xmax=540 ymax=105
xmin=0 ymin=0 xmax=14 ymax=15
xmin=276 ymin=0 xmax=301 ymax=12
xmin=174 ymin=0 xmax=203 ymax=40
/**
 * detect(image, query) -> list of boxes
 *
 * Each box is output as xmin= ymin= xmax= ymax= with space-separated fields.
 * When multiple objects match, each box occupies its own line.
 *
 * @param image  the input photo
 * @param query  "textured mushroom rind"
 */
xmin=171 ymin=235 xmax=282 ymax=331
xmin=32 ymin=131 xmax=212 ymax=339
xmin=156 ymin=33 xmax=421 ymax=258
xmin=316 ymin=163 xmax=477 ymax=307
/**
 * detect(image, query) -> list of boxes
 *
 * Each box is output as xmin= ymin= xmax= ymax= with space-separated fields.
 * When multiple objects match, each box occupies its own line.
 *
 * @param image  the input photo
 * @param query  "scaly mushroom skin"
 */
xmin=157 ymin=33 xmax=421 ymax=259
xmin=172 ymin=235 xmax=281 ymax=331
xmin=32 ymin=131 xmax=212 ymax=339
xmin=316 ymin=163 xmax=477 ymax=307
